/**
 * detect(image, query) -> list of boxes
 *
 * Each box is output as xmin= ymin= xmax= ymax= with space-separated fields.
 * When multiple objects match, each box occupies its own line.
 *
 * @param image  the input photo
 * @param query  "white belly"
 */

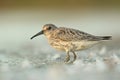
xmin=71 ymin=41 xmax=99 ymax=51
xmin=49 ymin=40 xmax=99 ymax=52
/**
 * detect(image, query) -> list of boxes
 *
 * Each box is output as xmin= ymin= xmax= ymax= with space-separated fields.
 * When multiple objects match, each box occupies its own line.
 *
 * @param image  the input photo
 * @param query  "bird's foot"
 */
xmin=64 ymin=56 xmax=70 ymax=63
xmin=64 ymin=58 xmax=76 ymax=64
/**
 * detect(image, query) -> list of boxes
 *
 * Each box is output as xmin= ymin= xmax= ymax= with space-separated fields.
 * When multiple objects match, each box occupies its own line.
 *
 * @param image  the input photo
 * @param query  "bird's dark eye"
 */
xmin=48 ymin=27 xmax=51 ymax=30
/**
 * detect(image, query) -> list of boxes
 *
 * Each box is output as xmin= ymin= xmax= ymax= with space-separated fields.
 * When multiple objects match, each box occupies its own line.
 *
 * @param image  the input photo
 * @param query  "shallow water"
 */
xmin=0 ymin=45 xmax=120 ymax=80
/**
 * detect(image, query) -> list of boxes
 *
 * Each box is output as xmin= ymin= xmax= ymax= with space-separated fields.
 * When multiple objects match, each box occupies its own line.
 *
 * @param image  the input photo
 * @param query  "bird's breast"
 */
xmin=48 ymin=39 xmax=66 ymax=51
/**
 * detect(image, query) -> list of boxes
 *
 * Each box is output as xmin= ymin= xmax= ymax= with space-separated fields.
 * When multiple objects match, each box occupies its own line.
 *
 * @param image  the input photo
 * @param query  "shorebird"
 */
xmin=31 ymin=24 xmax=112 ymax=63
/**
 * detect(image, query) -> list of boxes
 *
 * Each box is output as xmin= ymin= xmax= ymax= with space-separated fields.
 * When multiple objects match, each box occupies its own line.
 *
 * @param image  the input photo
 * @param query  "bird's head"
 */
xmin=31 ymin=24 xmax=57 ymax=39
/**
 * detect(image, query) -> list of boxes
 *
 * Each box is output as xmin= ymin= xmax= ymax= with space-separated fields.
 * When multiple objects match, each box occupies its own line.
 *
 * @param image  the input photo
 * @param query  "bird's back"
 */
xmin=52 ymin=27 xmax=106 ymax=41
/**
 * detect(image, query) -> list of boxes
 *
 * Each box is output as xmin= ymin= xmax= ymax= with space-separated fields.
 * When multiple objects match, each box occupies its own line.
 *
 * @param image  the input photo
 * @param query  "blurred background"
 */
xmin=0 ymin=0 xmax=120 ymax=80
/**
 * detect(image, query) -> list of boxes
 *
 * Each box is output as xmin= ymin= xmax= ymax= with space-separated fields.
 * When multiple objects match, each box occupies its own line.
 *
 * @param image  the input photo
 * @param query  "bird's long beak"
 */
xmin=30 ymin=30 xmax=43 ymax=39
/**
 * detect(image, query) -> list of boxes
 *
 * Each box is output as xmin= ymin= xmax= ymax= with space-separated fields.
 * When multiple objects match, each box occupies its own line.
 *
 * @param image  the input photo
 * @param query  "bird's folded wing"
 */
xmin=53 ymin=27 xmax=99 ymax=41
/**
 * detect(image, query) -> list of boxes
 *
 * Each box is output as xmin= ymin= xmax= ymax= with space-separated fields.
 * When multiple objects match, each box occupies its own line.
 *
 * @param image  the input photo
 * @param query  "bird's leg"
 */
xmin=71 ymin=51 xmax=77 ymax=63
xmin=64 ymin=51 xmax=70 ymax=63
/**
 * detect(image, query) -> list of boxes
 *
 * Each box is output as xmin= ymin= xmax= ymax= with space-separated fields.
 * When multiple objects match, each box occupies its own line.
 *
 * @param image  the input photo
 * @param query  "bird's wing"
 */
xmin=53 ymin=27 xmax=100 ymax=41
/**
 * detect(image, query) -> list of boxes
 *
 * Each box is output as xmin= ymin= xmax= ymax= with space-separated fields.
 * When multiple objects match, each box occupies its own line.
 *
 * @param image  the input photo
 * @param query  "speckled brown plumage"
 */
xmin=31 ymin=24 xmax=112 ymax=63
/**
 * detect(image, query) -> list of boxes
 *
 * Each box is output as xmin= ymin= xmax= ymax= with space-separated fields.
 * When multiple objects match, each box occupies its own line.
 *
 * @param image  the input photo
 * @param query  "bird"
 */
xmin=30 ymin=24 xmax=112 ymax=63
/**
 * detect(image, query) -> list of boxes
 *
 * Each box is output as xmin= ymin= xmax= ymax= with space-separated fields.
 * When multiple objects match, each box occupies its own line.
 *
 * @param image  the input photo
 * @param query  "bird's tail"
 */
xmin=98 ymin=36 xmax=112 ymax=40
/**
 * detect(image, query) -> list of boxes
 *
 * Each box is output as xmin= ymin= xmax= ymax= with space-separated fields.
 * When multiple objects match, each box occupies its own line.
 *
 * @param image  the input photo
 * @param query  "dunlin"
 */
xmin=31 ymin=24 xmax=112 ymax=63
